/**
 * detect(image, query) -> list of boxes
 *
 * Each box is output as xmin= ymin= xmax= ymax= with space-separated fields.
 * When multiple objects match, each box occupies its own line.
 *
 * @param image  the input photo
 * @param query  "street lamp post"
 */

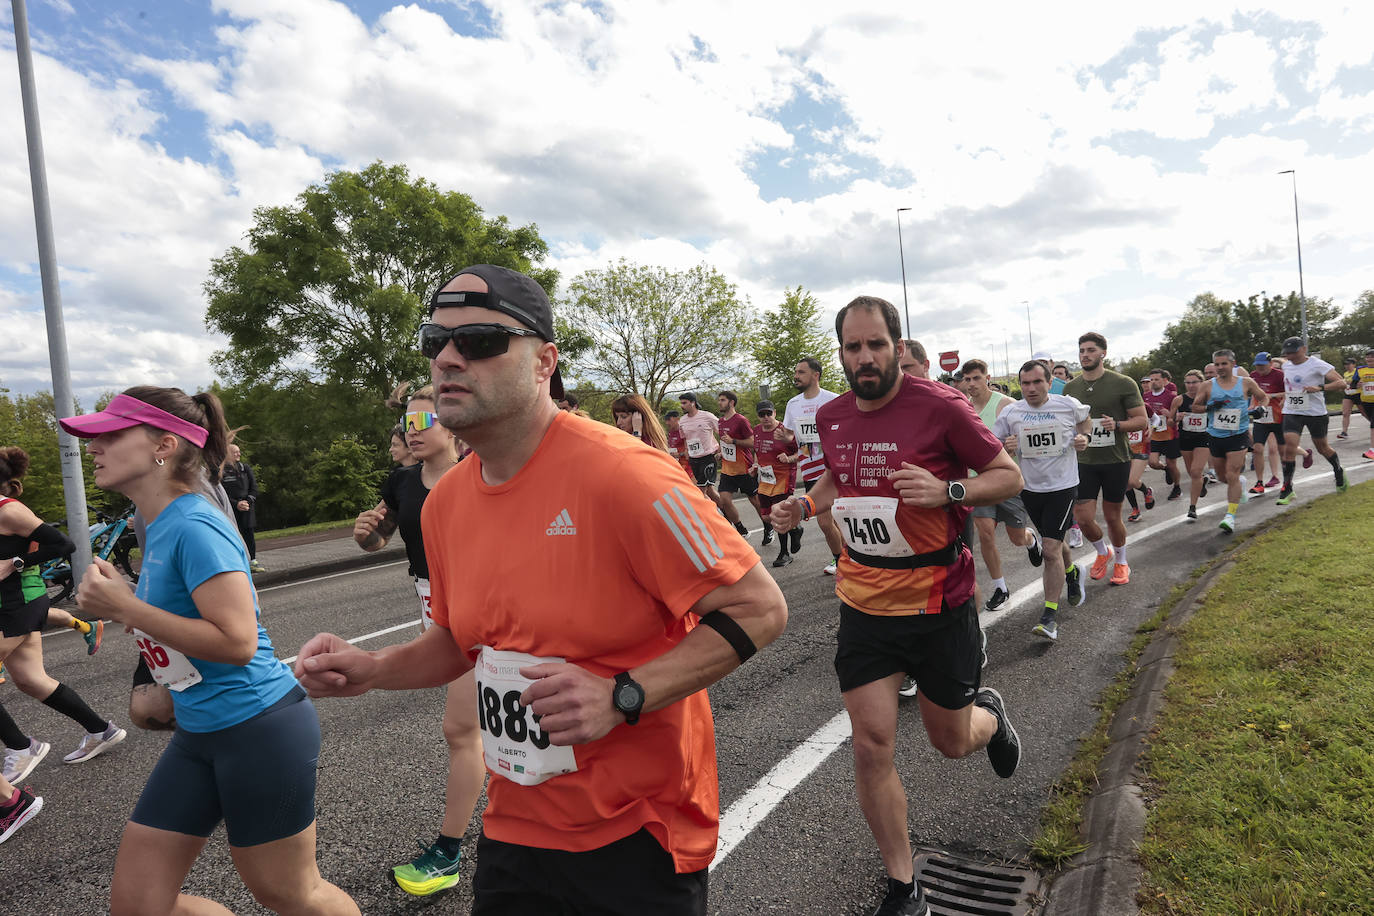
xmin=1277 ymin=169 xmax=1308 ymax=344
xmin=1023 ymin=300 xmax=1033 ymax=357
xmin=897 ymin=207 xmax=912 ymax=338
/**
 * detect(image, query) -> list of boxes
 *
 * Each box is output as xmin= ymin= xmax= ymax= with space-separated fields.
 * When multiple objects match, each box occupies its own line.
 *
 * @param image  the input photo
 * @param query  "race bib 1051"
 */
xmin=1018 ymin=423 xmax=1064 ymax=459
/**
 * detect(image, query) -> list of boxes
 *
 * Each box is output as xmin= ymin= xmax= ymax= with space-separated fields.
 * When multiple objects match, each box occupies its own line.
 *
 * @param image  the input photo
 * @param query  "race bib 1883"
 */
xmin=475 ymin=648 xmax=578 ymax=787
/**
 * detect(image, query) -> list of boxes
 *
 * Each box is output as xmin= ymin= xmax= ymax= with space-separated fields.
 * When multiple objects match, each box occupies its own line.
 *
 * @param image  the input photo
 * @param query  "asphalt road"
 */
xmin=9 ymin=435 xmax=1373 ymax=915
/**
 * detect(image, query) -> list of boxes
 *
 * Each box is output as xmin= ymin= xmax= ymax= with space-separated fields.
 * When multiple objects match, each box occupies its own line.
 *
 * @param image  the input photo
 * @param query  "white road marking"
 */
xmin=710 ymin=461 xmax=1373 ymax=868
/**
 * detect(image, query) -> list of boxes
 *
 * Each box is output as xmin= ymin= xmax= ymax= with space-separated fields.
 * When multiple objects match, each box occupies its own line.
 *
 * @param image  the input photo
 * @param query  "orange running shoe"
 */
xmin=1111 ymin=562 xmax=1131 ymax=586
xmin=1089 ymin=549 xmax=1114 ymax=580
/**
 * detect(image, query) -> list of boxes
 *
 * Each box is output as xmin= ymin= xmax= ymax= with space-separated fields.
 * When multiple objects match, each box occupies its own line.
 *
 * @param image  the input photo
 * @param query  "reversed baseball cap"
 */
xmin=428 ymin=264 xmax=563 ymax=398
xmin=1281 ymin=336 xmax=1305 ymax=353
xmin=59 ymin=393 xmax=209 ymax=447
xmin=1253 ymin=351 xmax=1271 ymax=365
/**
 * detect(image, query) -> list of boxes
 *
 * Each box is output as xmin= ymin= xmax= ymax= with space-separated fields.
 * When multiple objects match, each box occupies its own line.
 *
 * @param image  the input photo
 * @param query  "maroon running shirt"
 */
xmin=816 ymin=374 xmax=1002 ymax=616
xmin=718 ymin=412 xmax=755 ymax=475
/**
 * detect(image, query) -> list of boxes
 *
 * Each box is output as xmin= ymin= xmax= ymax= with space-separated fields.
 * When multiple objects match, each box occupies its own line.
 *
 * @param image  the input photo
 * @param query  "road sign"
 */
xmin=939 ymin=351 xmax=960 ymax=372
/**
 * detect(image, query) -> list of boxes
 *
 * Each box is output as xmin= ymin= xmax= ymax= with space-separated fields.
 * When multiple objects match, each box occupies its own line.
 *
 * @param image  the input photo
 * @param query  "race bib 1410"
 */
xmin=831 ymin=497 xmax=914 ymax=558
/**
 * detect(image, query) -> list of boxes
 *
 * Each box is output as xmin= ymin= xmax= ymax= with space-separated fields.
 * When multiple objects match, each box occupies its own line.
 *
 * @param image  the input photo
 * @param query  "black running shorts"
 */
xmin=130 ymin=687 xmax=318 ymax=847
xmin=1177 ymin=430 xmax=1210 ymax=453
xmin=0 ymin=594 xmax=48 ymax=638
xmin=1362 ymin=402 xmax=1374 ymax=423
xmin=1149 ymin=438 xmax=1181 ymax=459
xmin=1282 ymin=413 xmax=1329 ymax=440
xmin=687 ymin=455 xmax=719 ymax=488
xmin=1209 ymin=432 xmax=1252 ymax=458
xmin=1251 ymin=422 xmax=1282 ymax=445
xmin=472 ymin=828 xmax=707 ymax=916
xmin=1021 ymin=486 xmax=1078 ymax=541
xmin=834 ymin=599 xmax=982 ymax=710
xmin=717 ymin=472 xmax=757 ymax=496
xmin=1075 ymin=462 xmax=1131 ymax=504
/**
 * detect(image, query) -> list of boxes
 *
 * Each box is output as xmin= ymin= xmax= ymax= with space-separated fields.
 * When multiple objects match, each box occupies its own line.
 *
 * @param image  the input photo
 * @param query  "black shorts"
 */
xmin=472 ymin=827 xmax=707 ymax=916
xmin=1075 ymin=462 xmax=1131 ymax=504
xmin=132 ymin=656 xmax=157 ymax=687
xmin=1252 ymin=422 xmax=1282 ymax=445
xmin=1282 ymin=413 xmax=1329 ymax=440
xmin=1208 ymin=433 xmax=1252 ymax=458
xmin=1363 ymin=402 xmax=1374 ymax=423
xmin=130 ymin=687 xmax=317 ymax=847
xmin=834 ymin=599 xmax=981 ymax=709
xmin=687 ymin=455 xmax=719 ymax=488
xmin=1177 ymin=430 xmax=1210 ymax=453
xmin=802 ymin=478 xmax=821 ymax=494
xmin=718 ymin=472 xmax=757 ymax=496
xmin=1021 ymin=486 xmax=1078 ymax=541
xmin=1149 ymin=438 xmax=1181 ymax=459
xmin=0 ymin=594 xmax=48 ymax=638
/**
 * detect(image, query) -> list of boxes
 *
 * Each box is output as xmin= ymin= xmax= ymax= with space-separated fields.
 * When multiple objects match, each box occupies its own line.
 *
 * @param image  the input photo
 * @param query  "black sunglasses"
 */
xmin=418 ymin=323 xmax=542 ymax=360
xmin=757 ymin=409 xmax=774 ymax=417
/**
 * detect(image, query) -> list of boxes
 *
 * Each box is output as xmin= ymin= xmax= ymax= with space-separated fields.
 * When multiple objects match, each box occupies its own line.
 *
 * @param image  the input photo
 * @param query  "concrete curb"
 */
xmin=250 ymin=543 xmax=407 ymax=589
xmin=1041 ymin=555 xmax=1237 ymax=916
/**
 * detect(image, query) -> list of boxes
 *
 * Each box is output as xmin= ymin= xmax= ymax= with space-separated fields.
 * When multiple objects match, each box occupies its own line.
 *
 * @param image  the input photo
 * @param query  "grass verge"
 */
xmin=1137 ymin=482 xmax=1374 ymax=914
xmin=256 ymin=519 xmax=353 ymax=541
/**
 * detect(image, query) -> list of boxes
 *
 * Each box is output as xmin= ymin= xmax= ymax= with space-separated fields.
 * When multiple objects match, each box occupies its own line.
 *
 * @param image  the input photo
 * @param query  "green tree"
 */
xmin=0 ymin=386 xmax=125 ymax=524
xmin=749 ymin=286 xmax=843 ymax=401
xmin=559 ymin=260 xmax=750 ymax=408
xmin=205 ymin=161 xmax=555 ymax=393
xmin=1146 ymin=291 xmax=1338 ymax=379
xmin=1333 ymin=290 xmax=1374 ymax=351
xmin=303 ymin=435 xmax=388 ymax=523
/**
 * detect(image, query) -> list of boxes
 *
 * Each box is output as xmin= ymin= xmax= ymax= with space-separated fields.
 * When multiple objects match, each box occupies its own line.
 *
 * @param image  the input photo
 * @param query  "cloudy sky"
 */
xmin=3 ymin=0 xmax=1372 ymax=401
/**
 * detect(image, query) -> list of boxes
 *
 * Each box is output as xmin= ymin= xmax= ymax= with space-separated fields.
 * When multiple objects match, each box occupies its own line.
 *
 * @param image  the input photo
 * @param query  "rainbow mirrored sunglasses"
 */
xmin=403 ymin=410 xmax=439 ymax=432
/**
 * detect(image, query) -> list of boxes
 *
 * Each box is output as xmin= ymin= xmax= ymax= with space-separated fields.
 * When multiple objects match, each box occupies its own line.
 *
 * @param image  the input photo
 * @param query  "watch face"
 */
xmin=616 ymin=682 xmax=643 ymax=710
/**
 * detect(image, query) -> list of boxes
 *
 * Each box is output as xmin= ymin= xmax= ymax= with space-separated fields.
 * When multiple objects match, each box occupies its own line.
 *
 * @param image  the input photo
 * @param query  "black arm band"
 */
xmin=699 ymin=610 xmax=757 ymax=664
xmin=21 ymin=523 xmax=76 ymax=566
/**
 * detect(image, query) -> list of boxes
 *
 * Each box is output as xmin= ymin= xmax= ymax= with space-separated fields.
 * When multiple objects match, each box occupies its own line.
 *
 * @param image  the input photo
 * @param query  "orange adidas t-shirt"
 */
xmin=422 ymin=412 xmax=759 ymax=872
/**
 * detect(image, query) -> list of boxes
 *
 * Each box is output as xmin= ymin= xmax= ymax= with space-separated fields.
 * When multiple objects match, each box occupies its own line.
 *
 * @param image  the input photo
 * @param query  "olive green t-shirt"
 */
xmin=1062 ymin=370 xmax=1143 ymax=465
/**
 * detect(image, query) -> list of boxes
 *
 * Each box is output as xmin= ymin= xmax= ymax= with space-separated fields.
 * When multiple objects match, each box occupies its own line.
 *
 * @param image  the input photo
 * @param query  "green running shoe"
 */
xmin=1275 ymin=489 xmax=1294 ymax=506
xmin=391 ymin=839 xmax=462 ymax=896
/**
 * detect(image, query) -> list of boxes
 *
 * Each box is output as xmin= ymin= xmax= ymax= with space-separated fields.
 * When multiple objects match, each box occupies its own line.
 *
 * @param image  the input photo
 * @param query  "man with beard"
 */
xmin=1062 ymin=332 xmax=1147 ymax=587
xmin=783 ymin=358 xmax=845 ymax=574
xmin=771 ymin=296 xmax=1023 ymax=916
xmin=1143 ymin=369 xmax=1182 ymax=501
xmin=296 ymin=265 xmax=787 ymax=915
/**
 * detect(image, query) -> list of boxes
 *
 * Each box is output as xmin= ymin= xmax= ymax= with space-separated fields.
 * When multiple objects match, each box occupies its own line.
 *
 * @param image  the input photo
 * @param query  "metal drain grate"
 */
xmin=913 ymin=849 xmax=1046 ymax=915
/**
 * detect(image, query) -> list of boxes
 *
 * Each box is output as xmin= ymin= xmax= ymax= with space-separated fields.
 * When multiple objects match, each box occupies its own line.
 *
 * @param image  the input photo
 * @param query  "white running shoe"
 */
xmin=1239 ymin=475 xmax=1249 ymax=503
xmin=822 ymin=562 xmax=837 ymax=576
xmin=897 ymin=676 xmax=919 ymax=698
xmin=3 ymin=739 xmax=50 ymax=783
xmin=1065 ymin=524 xmax=1083 ymax=549
xmin=63 ymin=723 xmax=126 ymax=764
xmin=1219 ymin=513 xmax=1235 ymax=533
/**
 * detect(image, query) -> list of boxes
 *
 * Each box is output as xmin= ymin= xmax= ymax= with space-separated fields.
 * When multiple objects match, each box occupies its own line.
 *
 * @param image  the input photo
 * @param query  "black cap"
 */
xmin=429 ymin=264 xmax=563 ymax=399
xmin=756 ymin=399 xmax=775 ymax=413
xmin=1281 ymin=336 xmax=1305 ymax=353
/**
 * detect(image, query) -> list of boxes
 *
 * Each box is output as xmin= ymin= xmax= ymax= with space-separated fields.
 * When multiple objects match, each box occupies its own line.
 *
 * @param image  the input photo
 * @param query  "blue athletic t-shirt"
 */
xmin=135 ymin=493 xmax=297 ymax=732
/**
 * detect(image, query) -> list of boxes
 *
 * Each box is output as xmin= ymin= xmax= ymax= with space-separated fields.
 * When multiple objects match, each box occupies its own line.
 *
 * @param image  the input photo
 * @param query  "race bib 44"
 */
xmin=475 ymin=648 xmax=578 ymax=786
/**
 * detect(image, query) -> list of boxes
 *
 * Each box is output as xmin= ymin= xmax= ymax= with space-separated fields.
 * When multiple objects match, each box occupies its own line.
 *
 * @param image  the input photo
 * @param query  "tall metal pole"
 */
xmin=1023 ymin=300 xmax=1033 ymax=356
xmin=1278 ymin=169 xmax=1308 ymax=344
xmin=897 ymin=207 xmax=912 ymax=338
xmin=12 ymin=0 xmax=92 ymax=578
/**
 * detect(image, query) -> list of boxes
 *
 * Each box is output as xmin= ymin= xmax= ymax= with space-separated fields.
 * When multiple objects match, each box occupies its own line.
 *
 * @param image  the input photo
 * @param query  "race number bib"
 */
xmin=1018 ymin=423 xmax=1064 ymax=459
xmin=414 ymin=577 xmax=434 ymax=631
xmin=133 ymin=629 xmax=202 ymax=692
xmin=757 ymin=464 xmax=777 ymax=485
xmin=686 ymin=437 xmax=706 ymax=458
xmin=1255 ymin=405 xmax=1275 ymax=424
xmin=720 ymin=442 xmax=737 ymax=463
xmin=474 ymin=648 xmax=578 ymax=787
xmin=1363 ymin=380 xmax=1374 ymax=398
xmin=1087 ymin=418 xmax=1116 ymax=448
xmin=796 ymin=416 xmax=820 ymax=445
xmin=1212 ymin=408 xmax=1242 ymax=432
xmin=1128 ymin=429 xmax=1145 ymax=445
xmin=1181 ymin=413 xmax=1207 ymax=433
xmin=831 ymin=497 xmax=913 ymax=558
xmin=1285 ymin=391 xmax=1315 ymax=412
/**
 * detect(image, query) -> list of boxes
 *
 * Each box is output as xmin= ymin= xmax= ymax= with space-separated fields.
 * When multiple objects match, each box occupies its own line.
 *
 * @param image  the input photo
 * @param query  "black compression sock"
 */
xmin=1328 ymin=453 xmax=1344 ymax=484
xmin=1125 ymin=489 xmax=1138 ymax=510
xmin=789 ymin=528 xmax=802 ymax=552
xmin=1282 ymin=460 xmax=1296 ymax=488
xmin=434 ymin=834 xmax=463 ymax=857
xmin=42 ymin=683 xmax=108 ymax=734
xmin=1164 ymin=467 xmax=1175 ymax=485
xmin=0 ymin=702 xmax=29 ymax=750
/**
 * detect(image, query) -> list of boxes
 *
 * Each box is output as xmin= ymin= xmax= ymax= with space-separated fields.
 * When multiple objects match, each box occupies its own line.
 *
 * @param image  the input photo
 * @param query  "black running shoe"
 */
xmin=761 ymin=527 xmax=774 ymax=546
xmin=1168 ymin=483 xmax=1182 ymax=501
xmin=734 ymin=521 xmax=749 ymax=537
xmin=1065 ymin=564 xmax=1085 ymax=607
xmin=975 ymin=687 xmax=1021 ymax=778
xmin=772 ymin=550 xmax=793 ymax=568
xmin=985 ymin=587 xmax=1009 ymax=611
xmin=870 ymin=879 xmax=930 ymax=916
xmin=1027 ymin=535 xmax=1043 ymax=568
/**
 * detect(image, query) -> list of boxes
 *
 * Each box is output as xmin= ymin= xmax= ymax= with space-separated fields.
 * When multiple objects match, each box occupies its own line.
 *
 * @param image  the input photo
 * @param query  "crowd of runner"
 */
xmin=2 ymin=263 xmax=1371 ymax=916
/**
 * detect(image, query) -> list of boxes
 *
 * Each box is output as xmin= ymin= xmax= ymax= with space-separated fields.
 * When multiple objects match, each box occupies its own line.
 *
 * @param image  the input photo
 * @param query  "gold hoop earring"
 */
xmin=155 ymin=456 xmax=165 ymax=467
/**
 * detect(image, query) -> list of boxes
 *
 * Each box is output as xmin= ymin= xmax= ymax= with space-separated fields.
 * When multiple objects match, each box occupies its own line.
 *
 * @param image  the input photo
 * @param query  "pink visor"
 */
xmin=59 ymin=394 xmax=209 ymax=448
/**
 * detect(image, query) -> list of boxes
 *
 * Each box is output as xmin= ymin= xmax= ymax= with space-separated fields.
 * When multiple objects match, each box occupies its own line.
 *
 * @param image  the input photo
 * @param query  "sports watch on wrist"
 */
xmin=946 ymin=480 xmax=967 ymax=505
xmin=10 ymin=557 xmax=25 ymax=572
xmin=612 ymin=672 xmax=646 ymax=725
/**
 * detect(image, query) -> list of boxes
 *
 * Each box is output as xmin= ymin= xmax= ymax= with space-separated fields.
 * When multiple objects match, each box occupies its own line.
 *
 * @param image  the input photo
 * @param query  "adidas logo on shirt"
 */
xmin=546 ymin=509 xmax=577 ymax=536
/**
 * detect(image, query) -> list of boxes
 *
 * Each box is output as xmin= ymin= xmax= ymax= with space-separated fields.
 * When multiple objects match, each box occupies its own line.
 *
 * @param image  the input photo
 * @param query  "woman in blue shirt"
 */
xmin=67 ymin=386 xmax=358 ymax=916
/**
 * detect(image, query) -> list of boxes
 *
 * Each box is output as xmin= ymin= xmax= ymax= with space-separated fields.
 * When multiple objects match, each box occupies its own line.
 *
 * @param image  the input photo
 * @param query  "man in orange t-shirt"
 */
xmin=296 ymin=264 xmax=787 ymax=915
xmin=770 ymin=295 xmax=1024 ymax=916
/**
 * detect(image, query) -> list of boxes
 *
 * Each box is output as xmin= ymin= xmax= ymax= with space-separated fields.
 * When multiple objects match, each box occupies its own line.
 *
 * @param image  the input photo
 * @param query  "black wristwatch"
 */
xmin=612 ymin=672 xmax=646 ymax=725
xmin=946 ymin=480 xmax=967 ymax=505
xmin=10 ymin=557 xmax=24 ymax=572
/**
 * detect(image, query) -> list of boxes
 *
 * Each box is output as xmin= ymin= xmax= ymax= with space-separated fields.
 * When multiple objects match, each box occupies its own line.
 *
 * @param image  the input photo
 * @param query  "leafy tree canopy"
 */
xmin=1144 ymin=291 xmax=1338 ymax=379
xmin=749 ymin=285 xmax=844 ymax=402
xmin=205 ymin=161 xmax=555 ymax=394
